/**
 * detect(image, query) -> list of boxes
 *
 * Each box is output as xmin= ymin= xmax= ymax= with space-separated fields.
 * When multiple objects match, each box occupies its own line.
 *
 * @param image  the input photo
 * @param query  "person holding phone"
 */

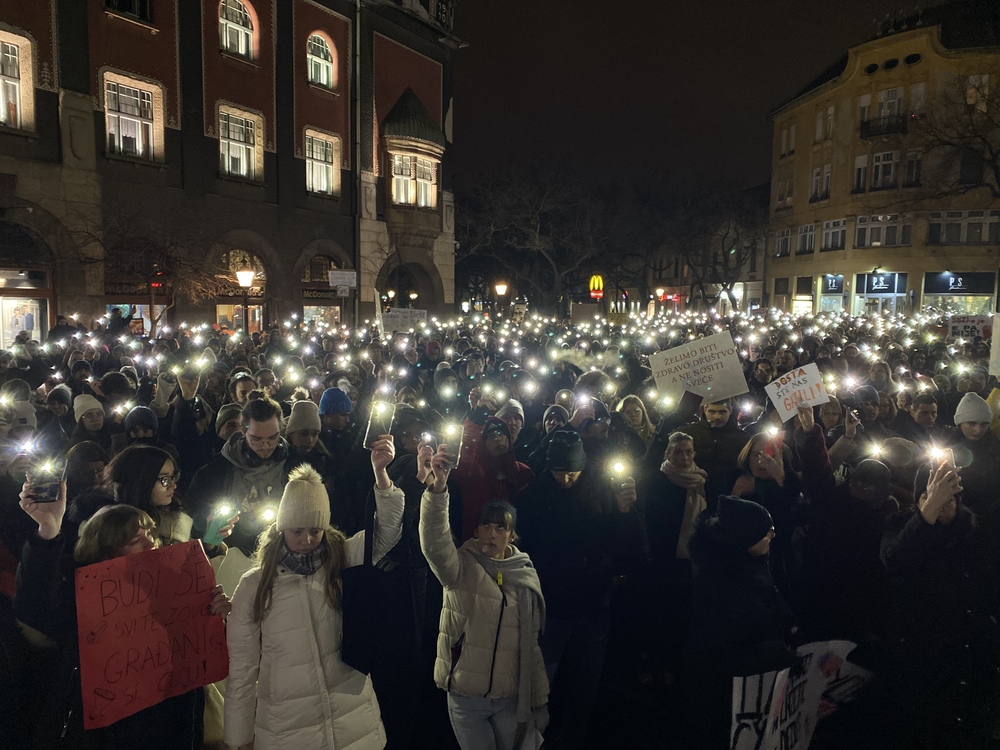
xmin=419 ymin=443 xmax=549 ymax=750
xmin=224 ymin=436 xmax=404 ymax=750
xmin=14 ymin=483 xmax=231 ymax=748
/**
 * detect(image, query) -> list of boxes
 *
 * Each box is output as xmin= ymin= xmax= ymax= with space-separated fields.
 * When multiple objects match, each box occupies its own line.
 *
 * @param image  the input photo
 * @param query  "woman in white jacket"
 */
xmin=224 ymin=435 xmax=404 ymax=750
xmin=418 ymin=443 xmax=549 ymax=750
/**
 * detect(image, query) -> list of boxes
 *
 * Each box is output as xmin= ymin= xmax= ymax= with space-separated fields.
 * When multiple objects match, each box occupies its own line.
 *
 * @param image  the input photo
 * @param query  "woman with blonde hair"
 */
xmin=224 ymin=435 xmax=405 ymax=750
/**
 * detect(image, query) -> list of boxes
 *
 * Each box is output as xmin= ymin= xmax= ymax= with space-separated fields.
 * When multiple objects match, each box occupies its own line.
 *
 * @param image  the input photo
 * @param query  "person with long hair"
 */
xmin=617 ymin=395 xmax=655 ymax=447
xmin=224 ymin=435 xmax=404 ymax=750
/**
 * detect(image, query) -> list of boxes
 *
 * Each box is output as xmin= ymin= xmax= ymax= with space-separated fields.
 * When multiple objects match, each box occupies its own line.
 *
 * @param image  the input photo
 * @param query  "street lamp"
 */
xmin=387 ymin=290 xmax=396 ymax=306
xmin=494 ymin=281 xmax=508 ymax=316
xmin=236 ymin=266 xmax=255 ymax=333
xmin=408 ymin=291 xmax=418 ymax=308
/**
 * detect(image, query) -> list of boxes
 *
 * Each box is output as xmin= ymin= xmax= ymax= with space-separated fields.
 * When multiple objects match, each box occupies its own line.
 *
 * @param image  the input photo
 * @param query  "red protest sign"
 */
xmin=75 ymin=540 xmax=229 ymax=729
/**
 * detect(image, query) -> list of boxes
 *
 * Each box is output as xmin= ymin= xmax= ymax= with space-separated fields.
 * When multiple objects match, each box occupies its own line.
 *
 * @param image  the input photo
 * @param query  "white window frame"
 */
xmin=928 ymin=210 xmax=1000 ymax=245
xmin=219 ymin=108 xmax=261 ymax=180
xmin=780 ymin=126 xmax=787 ymax=157
xmin=814 ymin=110 xmax=823 ymax=142
xmin=105 ymin=81 xmax=154 ymax=160
xmin=872 ymin=151 xmax=898 ymax=189
xmin=826 ymin=105 xmax=834 ymax=140
xmin=853 ymin=155 xmax=868 ymax=192
xmin=415 ymin=157 xmax=437 ymax=208
xmin=796 ymin=224 xmax=815 ymax=254
xmin=306 ymin=34 xmax=335 ymax=89
xmin=774 ymin=228 xmax=791 ymax=257
xmin=821 ymin=219 xmax=846 ymax=251
xmin=966 ymin=74 xmax=989 ymax=112
xmin=858 ymin=93 xmax=871 ymax=125
xmin=304 ymin=130 xmax=341 ymax=196
xmin=909 ymin=82 xmax=927 ymax=115
xmin=0 ymin=31 xmax=34 ymax=132
xmin=811 ymin=167 xmax=821 ymax=199
xmin=904 ymin=150 xmax=921 ymax=186
xmin=392 ymin=154 xmax=414 ymax=205
xmin=821 ymin=163 xmax=831 ymax=198
xmin=877 ymin=87 xmax=903 ymax=118
xmin=220 ymin=0 xmax=254 ymax=59
xmin=856 ymin=214 xmax=913 ymax=248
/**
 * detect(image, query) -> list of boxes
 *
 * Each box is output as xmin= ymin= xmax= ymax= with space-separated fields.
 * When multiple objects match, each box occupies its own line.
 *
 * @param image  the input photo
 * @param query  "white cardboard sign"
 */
xmin=649 ymin=331 xmax=748 ymax=404
xmin=991 ymin=313 xmax=1000 ymax=376
xmin=765 ymin=363 xmax=830 ymax=423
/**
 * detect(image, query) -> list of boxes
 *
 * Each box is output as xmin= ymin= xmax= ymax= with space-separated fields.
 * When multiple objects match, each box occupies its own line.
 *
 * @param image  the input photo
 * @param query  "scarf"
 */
xmin=279 ymin=541 xmax=328 ymax=576
xmin=462 ymin=540 xmax=546 ymax=737
xmin=660 ymin=459 xmax=708 ymax=560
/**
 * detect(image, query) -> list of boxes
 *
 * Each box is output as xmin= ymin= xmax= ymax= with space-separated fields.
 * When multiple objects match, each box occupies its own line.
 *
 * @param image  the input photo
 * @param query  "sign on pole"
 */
xmin=328 ymin=270 xmax=358 ymax=288
xmin=765 ymin=363 xmax=830 ymax=422
xmin=75 ymin=541 xmax=229 ymax=729
xmin=649 ymin=331 xmax=748 ymax=404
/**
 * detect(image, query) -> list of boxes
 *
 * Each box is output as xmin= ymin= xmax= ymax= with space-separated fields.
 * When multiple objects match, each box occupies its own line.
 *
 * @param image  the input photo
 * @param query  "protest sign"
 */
xmin=382 ymin=308 xmax=427 ymax=332
xmin=949 ymin=315 xmax=992 ymax=339
xmin=649 ymin=331 xmax=748 ymax=404
xmin=765 ymin=363 xmax=830 ymax=423
xmin=76 ymin=541 xmax=229 ymax=729
xmin=991 ymin=314 xmax=1000 ymax=376
xmin=731 ymin=640 xmax=856 ymax=750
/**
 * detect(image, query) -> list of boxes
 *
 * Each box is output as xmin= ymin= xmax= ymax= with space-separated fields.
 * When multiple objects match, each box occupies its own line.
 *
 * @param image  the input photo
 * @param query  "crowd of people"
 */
xmin=1 ymin=307 xmax=998 ymax=749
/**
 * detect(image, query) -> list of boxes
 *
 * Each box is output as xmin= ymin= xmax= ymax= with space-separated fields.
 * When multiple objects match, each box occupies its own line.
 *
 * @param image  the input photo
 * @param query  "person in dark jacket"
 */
xmin=675 ymin=399 xmax=750 ymax=512
xmin=516 ymin=430 xmax=640 ymax=750
xmin=680 ymin=495 xmax=797 ymax=750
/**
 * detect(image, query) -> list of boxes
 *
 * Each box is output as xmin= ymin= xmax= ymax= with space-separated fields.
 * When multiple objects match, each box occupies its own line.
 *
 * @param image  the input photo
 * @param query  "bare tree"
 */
xmin=456 ymin=167 xmax=605 ymax=311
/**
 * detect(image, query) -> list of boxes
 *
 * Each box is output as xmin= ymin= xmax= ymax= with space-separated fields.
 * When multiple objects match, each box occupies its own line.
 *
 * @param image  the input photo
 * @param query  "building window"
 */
xmin=877 ymin=86 xmax=903 ymax=118
xmin=788 ymin=123 xmax=796 ymax=154
xmin=853 ymin=155 xmax=868 ymax=193
xmin=796 ymin=276 xmax=813 ymax=296
xmin=821 ymin=164 xmax=831 ymax=198
xmin=928 ymin=210 xmax=1000 ymax=245
xmin=856 ymin=214 xmax=913 ymax=248
xmin=959 ymin=148 xmax=984 ymax=185
xmin=306 ymin=34 xmax=335 ymax=89
xmin=909 ymin=82 xmax=926 ymax=115
xmin=796 ymin=224 xmax=815 ymax=255
xmin=774 ymin=277 xmax=790 ymax=296
xmin=749 ymin=250 xmax=757 ymax=273
xmin=391 ymin=154 xmax=438 ymax=208
xmin=305 ymin=132 xmax=340 ymax=196
xmin=903 ymin=150 xmax=921 ymax=186
xmin=858 ymin=93 xmax=871 ymax=126
xmin=811 ymin=167 xmax=821 ymax=200
xmin=220 ymin=111 xmax=255 ymax=179
xmin=780 ymin=126 xmax=787 ymax=157
xmin=105 ymin=81 xmax=153 ymax=159
xmin=774 ymin=228 xmax=791 ymax=257
xmin=0 ymin=42 xmax=20 ymax=129
xmin=872 ymin=151 xmax=897 ymax=189
xmin=814 ymin=110 xmax=823 ymax=142
xmin=220 ymin=0 xmax=253 ymax=59
xmin=105 ymin=0 xmax=152 ymax=22
xmin=826 ymin=105 xmax=834 ymax=140
xmin=821 ymin=219 xmax=846 ymax=251
xmin=966 ymin=74 xmax=989 ymax=113
xmin=302 ymin=254 xmax=339 ymax=283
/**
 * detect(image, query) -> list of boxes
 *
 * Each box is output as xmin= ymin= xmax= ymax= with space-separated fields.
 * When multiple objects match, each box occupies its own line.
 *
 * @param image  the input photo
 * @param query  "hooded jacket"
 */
xmin=186 ymin=433 xmax=290 ymax=556
xmin=419 ymin=488 xmax=548 ymax=711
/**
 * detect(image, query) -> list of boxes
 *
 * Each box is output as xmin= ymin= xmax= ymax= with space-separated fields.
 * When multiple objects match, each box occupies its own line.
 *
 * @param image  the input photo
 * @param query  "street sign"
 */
xmin=337 ymin=285 xmax=350 ymax=297
xmin=328 ymin=270 xmax=357 ymax=288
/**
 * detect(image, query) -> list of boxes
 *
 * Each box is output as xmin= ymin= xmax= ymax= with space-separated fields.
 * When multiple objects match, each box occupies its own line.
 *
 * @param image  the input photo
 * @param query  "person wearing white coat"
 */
xmin=224 ymin=435 xmax=405 ymax=750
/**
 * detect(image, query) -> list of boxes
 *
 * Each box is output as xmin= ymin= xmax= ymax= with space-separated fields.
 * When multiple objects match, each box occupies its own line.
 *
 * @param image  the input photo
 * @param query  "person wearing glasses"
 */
xmin=186 ymin=397 xmax=289 ymax=556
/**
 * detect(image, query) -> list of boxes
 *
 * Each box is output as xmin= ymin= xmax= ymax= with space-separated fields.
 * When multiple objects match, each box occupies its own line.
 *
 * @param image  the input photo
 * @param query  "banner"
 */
xmin=76 ymin=541 xmax=229 ymax=729
xmin=949 ymin=315 xmax=992 ymax=339
xmin=765 ymin=363 xmax=830 ymax=423
xmin=991 ymin=314 xmax=1000 ymax=376
xmin=649 ymin=331 xmax=748 ymax=404
xmin=382 ymin=308 xmax=427 ymax=332
xmin=731 ymin=640 xmax=857 ymax=750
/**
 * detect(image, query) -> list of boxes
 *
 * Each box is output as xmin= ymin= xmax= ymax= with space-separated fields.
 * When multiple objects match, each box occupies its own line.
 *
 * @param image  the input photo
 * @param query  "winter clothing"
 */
xmin=495 ymin=399 xmax=525 ymax=422
xmin=285 ymin=399 xmax=322 ymax=435
xmin=73 ymin=394 xmax=103 ymax=423
xmin=545 ymin=430 xmax=587 ymax=473
xmin=123 ymin=405 xmax=158 ymax=434
xmin=419 ymin=488 xmax=548 ymax=744
xmin=319 ymin=387 xmax=353 ymax=415
xmin=224 ymin=483 xmax=405 ymax=750
xmin=954 ymin=392 xmax=992 ymax=424
xmin=716 ymin=495 xmax=773 ymax=552
xmin=276 ymin=464 xmax=329 ymax=531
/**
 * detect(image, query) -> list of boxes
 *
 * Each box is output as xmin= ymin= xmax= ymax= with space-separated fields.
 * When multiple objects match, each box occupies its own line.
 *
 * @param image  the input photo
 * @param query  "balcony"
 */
xmin=860 ymin=115 xmax=907 ymax=139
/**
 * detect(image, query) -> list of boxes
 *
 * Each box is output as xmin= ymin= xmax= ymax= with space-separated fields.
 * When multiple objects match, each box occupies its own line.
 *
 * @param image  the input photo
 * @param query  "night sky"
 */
xmin=451 ymin=0 xmax=917 ymax=189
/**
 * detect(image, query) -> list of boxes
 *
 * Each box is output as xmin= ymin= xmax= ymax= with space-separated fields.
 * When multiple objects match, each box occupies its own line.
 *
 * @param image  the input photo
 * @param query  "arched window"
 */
xmin=220 ymin=0 xmax=253 ymax=59
xmin=306 ymin=34 xmax=336 ymax=89
xmin=302 ymin=255 xmax=338 ymax=283
xmin=223 ymin=248 xmax=266 ymax=285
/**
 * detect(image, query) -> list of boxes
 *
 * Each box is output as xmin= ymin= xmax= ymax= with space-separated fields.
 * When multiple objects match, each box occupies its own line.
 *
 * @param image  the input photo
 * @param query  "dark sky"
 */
xmin=451 ymin=0 xmax=916 ymax=189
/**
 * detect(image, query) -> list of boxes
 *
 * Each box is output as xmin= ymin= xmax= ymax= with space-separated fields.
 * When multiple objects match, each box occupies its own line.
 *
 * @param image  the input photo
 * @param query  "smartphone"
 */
xmin=203 ymin=504 xmax=234 ymax=547
xmin=420 ymin=431 xmax=439 ymax=451
xmin=608 ymin=459 xmax=629 ymax=483
xmin=25 ymin=458 xmax=67 ymax=503
xmin=439 ymin=422 xmax=465 ymax=467
xmin=764 ymin=433 xmax=784 ymax=458
xmin=364 ymin=402 xmax=396 ymax=449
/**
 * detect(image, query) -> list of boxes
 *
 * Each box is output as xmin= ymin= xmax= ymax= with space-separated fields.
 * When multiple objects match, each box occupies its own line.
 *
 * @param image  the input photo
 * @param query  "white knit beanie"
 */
xmin=954 ymin=392 xmax=993 ymax=425
xmin=276 ymin=464 xmax=329 ymax=531
xmin=285 ymin=400 xmax=321 ymax=436
xmin=73 ymin=394 xmax=104 ymax=424
xmin=495 ymin=399 xmax=525 ymax=421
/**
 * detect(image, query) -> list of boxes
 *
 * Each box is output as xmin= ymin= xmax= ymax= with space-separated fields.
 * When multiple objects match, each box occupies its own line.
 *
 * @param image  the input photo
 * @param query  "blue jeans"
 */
xmin=447 ymin=693 xmax=519 ymax=750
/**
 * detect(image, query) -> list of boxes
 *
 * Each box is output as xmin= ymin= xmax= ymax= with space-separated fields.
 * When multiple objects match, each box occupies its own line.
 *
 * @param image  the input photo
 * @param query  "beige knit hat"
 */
xmin=73 ymin=394 xmax=104 ymax=424
xmin=276 ymin=464 xmax=329 ymax=531
xmin=285 ymin=400 xmax=321 ymax=435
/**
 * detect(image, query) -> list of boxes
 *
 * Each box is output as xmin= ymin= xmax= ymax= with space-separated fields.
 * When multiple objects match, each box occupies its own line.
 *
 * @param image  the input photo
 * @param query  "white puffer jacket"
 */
xmin=419 ymin=489 xmax=548 ymax=704
xmin=224 ymin=485 xmax=405 ymax=750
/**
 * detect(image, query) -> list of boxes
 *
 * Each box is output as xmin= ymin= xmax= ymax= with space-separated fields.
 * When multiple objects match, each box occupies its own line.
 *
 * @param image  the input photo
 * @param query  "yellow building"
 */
xmin=767 ymin=7 xmax=1000 ymax=316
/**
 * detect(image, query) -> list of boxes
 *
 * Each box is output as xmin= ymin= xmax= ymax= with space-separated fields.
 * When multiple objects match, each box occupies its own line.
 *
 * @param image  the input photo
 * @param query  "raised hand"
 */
xmin=429 ymin=445 xmax=457 ymax=494
xmin=796 ymin=403 xmax=814 ymax=431
xmin=370 ymin=435 xmax=395 ymax=490
xmin=19 ymin=480 xmax=67 ymax=541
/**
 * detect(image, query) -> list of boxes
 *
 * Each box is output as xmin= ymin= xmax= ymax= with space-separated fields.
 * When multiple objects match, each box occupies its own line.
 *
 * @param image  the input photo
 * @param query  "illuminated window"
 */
xmin=416 ymin=158 xmax=436 ymax=207
xmin=305 ymin=132 xmax=340 ymax=195
xmin=391 ymin=154 xmax=437 ymax=207
xmin=106 ymin=81 xmax=153 ymax=159
xmin=392 ymin=154 xmax=414 ymax=205
xmin=307 ymin=35 xmax=335 ymax=88
xmin=0 ymin=42 xmax=20 ymax=129
xmin=220 ymin=111 xmax=255 ymax=178
xmin=220 ymin=0 xmax=253 ymax=59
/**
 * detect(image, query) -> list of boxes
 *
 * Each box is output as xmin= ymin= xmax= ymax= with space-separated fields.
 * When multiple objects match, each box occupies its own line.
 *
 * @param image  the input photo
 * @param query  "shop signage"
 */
xmin=328 ymin=270 xmax=357 ymax=288
xmin=303 ymin=288 xmax=341 ymax=300
xmin=218 ymin=285 xmax=264 ymax=298
xmin=922 ymin=271 xmax=996 ymax=295
xmin=855 ymin=273 xmax=906 ymax=295
xmin=821 ymin=274 xmax=844 ymax=295
xmin=105 ymin=282 xmax=172 ymax=296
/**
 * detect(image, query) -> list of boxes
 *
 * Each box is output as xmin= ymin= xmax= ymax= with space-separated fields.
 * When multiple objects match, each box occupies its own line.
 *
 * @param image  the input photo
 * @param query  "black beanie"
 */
xmin=546 ymin=430 xmax=586 ymax=472
xmin=717 ymin=495 xmax=774 ymax=551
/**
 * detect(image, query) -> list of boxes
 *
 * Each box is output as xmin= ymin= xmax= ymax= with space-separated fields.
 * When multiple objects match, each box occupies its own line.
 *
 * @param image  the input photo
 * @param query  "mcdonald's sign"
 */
xmin=589 ymin=274 xmax=604 ymax=300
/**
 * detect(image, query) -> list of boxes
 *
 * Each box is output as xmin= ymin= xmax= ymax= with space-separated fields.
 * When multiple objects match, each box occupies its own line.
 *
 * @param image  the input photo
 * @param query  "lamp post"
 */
xmin=236 ymin=266 xmax=255 ymax=333
xmin=494 ymin=281 xmax=508 ymax=316
xmin=408 ymin=291 xmax=418 ymax=309
xmin=387 ymin=289 xmax=396 ymax=308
